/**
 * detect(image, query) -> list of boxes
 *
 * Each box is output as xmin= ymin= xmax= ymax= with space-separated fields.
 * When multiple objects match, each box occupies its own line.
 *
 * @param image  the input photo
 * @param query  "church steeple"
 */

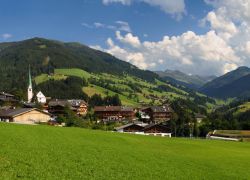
xmin=28 ymin=65 xmax=32 ymax=88
xmin=27 ymin=65 xmax=33 ymax=103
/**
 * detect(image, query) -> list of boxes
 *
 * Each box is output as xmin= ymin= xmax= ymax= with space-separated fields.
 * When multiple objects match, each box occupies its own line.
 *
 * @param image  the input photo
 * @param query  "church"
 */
xmin=27 ymin=66 xmax=46 ymax=104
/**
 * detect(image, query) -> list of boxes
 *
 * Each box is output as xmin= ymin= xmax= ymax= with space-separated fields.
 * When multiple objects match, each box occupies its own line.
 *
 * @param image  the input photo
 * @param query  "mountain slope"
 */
xmin=0 ymin=37 xmax=217 ymax=109
xmin=0 ymin=37 xmax=158 ymax=93
xmin=202 ymin=74 xmax=250 ymax=99
xmin=201 ymin=66 xmax=250 ymax=98
xmin=34 ymin=68 xmax=207 ymax=106
xmin=156 ymin=69 xmax=216 ymax=89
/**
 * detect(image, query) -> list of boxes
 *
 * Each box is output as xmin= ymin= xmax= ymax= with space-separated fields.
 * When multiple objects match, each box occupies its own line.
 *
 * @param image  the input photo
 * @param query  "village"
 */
xmin=0 ymin=68 xmax=177 ymax=137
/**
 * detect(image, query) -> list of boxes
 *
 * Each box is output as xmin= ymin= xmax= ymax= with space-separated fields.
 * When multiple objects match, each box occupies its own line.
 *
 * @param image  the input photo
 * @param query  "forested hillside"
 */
xmin=0 ymin=38 xmax=216 ymax=110
xmin=0 ymin=37 xmax=157 ymax=95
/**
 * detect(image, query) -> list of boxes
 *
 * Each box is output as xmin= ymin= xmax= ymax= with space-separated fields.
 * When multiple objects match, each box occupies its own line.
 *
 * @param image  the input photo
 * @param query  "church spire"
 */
xmin=27 ymin=65 xmax=33 ymax=103
xmin=28 ymin=65 xmax=32 ymax=88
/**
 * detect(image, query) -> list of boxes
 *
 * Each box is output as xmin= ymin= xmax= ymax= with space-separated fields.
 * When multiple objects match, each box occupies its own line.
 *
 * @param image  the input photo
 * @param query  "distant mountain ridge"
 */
xmin=200 ymin=66 xmax=250 ymax=99
xmin=155 ymin=69 xmax=216 ymax=89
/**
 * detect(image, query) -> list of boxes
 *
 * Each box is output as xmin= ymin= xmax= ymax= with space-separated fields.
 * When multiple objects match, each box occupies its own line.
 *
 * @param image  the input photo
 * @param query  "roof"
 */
xmin=28 ymin=65 xmax=32 ymax=88
xmin=68 ymin=99 xmax=87 ymax=107
xmin=94 ymin=106 xmax=134 ymax=112
xmin=144 ymin=124 xmax=168 ymax=130
xmin=48 ymin=100 xmax=69 ymax=107
xmin=48 ymin=99 xmax=87 ymax=107
xmin=0 ymin=108 xmax=51 ymax=118
xmin=114 ymin=123 xmax=134 ymax=131
xmin=151 ymin=106 xmax=172 ymax=113
xmin=195 ymin=113 xmax=206 ymax=118
xmin=0 ymin=92 xmax=14 ymax=97
xmin=141 ymin=106 xmax=173 ymax=113
xmin=114 ymin=123 xmax=144 ymax=131
xmin=36 ymin=91 xmax=46 ymax=98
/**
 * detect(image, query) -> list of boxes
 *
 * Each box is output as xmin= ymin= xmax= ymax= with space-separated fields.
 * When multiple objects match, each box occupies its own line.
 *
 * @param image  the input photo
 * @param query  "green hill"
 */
xmin=0 ymin=37 xmax=157 ymax=94
xmin=0 ymin=37 xmax=218 ymax=109
xmin=0 ymin=123 xmax=249 ymax=179
xmin=201 ymin=66 xmax=250 ymax=98
xmin=156 ymin=69 xmax=216 ymax=89
xmin=34 ymin=68 xmax=215 ymax=107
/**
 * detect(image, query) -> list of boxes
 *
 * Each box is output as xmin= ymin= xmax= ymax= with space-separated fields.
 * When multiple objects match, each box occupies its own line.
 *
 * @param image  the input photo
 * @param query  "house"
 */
xmin=207 ymin=130 xmax=250 ymax=141
xmin=48 ymin=99 xmax=88 ymax=116
xmin=140 ymin=105 xmax=173 ymax=123
xmin=195 ymin=113 xmax=206 ymax=123
xmin=144 ymin=124 xmax=171 ymax=137
xmin=114 ymin=123 xmax=171 ymax=137
xmin=115 ymin=123 xmax=144 ymax=133
xmin=0 ymin=108 xmax=52 ymax=124
xmin=68 ymin=100 xmax=88 ymax=116
xmin=36 ymin=91 xmax=47 ymax=104
xmin=0 ymin=92 xmax=17 ymax=105
xmin=94 ymin=106 xmax=135 ymax=122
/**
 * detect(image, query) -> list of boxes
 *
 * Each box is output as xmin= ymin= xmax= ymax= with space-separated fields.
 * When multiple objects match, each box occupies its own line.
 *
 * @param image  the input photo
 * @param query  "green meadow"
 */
xmin=0 ymin=123 xmax=250 ymax=179
xmin=35 ymin=68 xmax=218 ymax=107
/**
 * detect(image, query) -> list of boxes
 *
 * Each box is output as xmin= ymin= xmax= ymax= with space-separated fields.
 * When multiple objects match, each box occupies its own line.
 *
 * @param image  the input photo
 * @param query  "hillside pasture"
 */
xmin=34 ymin=68 xmax=219 ymax=107
xmin=0 ymin=123 xmax=250 ymax=180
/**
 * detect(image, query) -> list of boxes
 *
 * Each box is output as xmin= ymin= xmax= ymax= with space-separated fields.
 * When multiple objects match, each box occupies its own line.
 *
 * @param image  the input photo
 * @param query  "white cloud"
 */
xmin=82 ymin=21 xmax=131 ymax=32
xmin=2 ymin=33 xmax=12 ymax=40
xmin=97 ymin=30 xmax=241 ymax=76
xmin=115 ymin=21 xmax=131 ymax=32
xmin=92 ymin=0 xmax=250 ymax=76
xmin=102 ymin=0 xmax=186 ymax=20
xmin=116 ymin=31 xmax=140 ymax=47
xmin=103 ymin=0 xmax=131 ymax=5
xmin=81 ymin=23 xmax=93 ymax=28
xmin=94 ymin=22 xmax=105 ymax=28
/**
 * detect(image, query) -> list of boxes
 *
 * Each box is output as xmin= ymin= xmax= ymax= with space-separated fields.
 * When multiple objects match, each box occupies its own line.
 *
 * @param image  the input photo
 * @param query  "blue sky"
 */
xmin=0 ymin=0 xmax=250 ymax=75
xmin=0 ymin=0 xmax=209 ymax=45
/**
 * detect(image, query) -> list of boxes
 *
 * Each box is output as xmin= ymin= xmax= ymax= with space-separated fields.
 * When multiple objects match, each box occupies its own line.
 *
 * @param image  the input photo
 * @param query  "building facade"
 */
xmin=48 ymin=99 xmax=88 ymax=116
xmin=94 ymin=106 xmax=135 ymax=122
xmin=36 ymin=91 xmax=47 ymax=104
xmin=140 ymin=105 xmax=173 ymax=123
xmin=0 ymin=108 xmax=52 ymax=124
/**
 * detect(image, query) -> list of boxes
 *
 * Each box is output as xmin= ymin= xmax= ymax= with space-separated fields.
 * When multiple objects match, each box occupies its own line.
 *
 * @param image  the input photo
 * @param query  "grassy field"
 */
xmin=0 ymin=123 xmax=250 ymax=180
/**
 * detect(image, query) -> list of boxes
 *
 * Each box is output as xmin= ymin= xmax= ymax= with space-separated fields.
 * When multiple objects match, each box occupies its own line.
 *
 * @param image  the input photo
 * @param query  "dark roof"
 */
xmin=195 ymin=113 xmax=206 ymax=118
xmin=0 ymin=92 xmax=14 ymax=97
xmin=144 ymin=124 xmax=168 ymax=130
xmin=0 ymin=108 xmax=51 ymax=117
xmin=114 ymin=123 xmax=145 ymax=131
xmin=94 ymin=106 xmax=134 ymax=112
xmin=114 ymin=123 xmax=134 ymax=131
xmin=23 ymin=102 xmax=36 ymax=108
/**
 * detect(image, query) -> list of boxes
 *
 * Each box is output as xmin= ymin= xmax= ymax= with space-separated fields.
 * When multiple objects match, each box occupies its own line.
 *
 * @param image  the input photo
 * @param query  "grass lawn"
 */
xmin=35 ymin=74 xmax=67 ymax=84
xmin=0 ymin=123 xmax=250 ymax=179
xmin=83 ymin=85 xmax=138 ymax=106
xmin=235 ymin=102 xmax=250 ymax=115
xmin=55 ymin=68 xmax=93 ymax=79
